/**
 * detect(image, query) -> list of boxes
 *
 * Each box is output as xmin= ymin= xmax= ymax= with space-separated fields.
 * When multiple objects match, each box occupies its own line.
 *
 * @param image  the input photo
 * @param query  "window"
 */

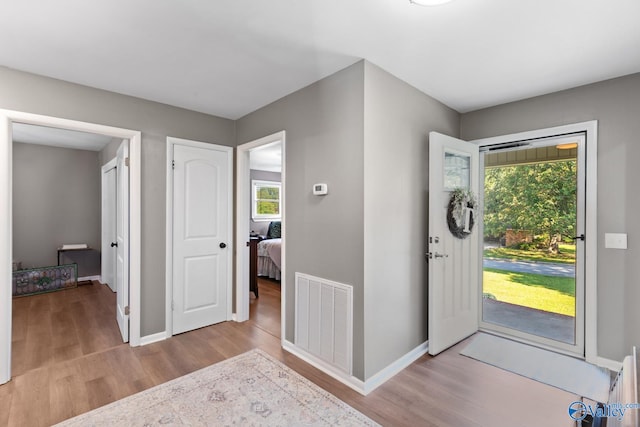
xmin=252 ymin=180 xmax=281 ymax=221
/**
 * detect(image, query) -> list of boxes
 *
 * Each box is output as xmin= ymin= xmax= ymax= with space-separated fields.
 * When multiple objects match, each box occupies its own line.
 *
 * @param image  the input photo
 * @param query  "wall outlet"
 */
xmin=604 ymin=233 xmax=627 ymax=249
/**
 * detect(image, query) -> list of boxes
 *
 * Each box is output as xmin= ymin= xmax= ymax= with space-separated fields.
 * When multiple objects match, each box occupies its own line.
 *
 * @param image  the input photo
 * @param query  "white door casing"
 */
xmin=0 ymin=109 xmax=142 ymax=385
xmin=428 ymin=132 xmax=480 ymax=356
xmin=116 ymin=141 xmax=130 ymax=342
xmin=234 ymin=131 xmax=286 ymax=330
xmin=101 ymin=158 xmax=117 ymax=292
xmin=168 ymin=138 xmax=232 ymax=335
xmin=473 ymin=121 xmax=598 ymax=363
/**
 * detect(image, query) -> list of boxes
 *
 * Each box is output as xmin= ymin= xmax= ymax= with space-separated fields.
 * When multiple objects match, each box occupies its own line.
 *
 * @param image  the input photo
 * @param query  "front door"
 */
xmin=479 ymin=134 xmax=586 ymax=355
xmin=428 ymin=132 xmax=480 ymax=356
xmin=171 ymin=140 xmax=232 ymax=335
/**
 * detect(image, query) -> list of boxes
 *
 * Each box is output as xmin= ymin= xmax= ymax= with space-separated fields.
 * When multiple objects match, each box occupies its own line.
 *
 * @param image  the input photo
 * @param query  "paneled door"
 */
xmin=171 ymin=140 xmax=232 ymax=335
xmin=428 ymin=132 xmax=480 ymax=355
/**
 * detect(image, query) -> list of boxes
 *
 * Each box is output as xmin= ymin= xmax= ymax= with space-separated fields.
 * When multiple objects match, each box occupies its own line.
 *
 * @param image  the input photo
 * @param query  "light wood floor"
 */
xmin=0 ymin=279 xmax=576 ymax=426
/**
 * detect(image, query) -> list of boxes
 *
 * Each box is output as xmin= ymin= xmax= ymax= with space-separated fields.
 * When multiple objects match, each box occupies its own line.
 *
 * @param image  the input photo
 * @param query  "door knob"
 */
xmin=219 ymin=242 xmax=227 ymax=249
xmin=111 ymin=242 xmax=118 ymax=248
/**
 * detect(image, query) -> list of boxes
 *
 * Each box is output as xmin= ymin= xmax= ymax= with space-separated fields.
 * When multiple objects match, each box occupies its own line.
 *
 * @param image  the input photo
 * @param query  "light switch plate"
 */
xmin=605 ymin=233 xmax=627 ymax=249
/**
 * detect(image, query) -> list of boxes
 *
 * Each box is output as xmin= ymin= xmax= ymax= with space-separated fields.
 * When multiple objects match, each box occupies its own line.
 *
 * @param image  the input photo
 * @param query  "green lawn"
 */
xmin=483 ymin=267 xmax=575 ymax=317
xmin=483 ymin=243 xmax=576 ymax=264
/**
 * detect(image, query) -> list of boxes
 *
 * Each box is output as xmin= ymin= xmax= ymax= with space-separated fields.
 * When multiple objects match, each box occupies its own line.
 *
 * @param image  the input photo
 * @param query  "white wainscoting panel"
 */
xmin=295 ymin=272 xmax=353 ymax=375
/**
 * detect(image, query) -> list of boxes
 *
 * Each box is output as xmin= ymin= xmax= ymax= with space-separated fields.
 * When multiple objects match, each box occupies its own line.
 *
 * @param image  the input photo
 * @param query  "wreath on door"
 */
xmin=447 ymin=188 xmax=477 ymax=239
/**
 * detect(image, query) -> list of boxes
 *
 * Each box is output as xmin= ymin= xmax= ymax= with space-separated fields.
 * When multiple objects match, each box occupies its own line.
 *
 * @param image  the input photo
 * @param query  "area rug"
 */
xmin=460 ymin=333 xmax=611 ymax=402
xmin=55 ymin=349 xmax=379 ymax=426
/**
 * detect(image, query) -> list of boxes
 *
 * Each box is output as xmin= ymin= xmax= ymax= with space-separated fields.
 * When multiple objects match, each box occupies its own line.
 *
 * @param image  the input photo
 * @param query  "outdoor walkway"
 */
xmin=483 ymin=298 xmax=574 ymax=344
xmin=484 ymin=258 xmax=575 ymax=278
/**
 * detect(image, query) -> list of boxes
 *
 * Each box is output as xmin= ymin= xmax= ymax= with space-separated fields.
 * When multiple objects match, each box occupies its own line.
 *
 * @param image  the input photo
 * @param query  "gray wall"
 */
xmin=236 ymin=61 xmax=366 ymax=379
xmin=0 ymin=66 xmax=235 ymax=336
xmin=99 ymin=137 xmax=125 ymax=166
xmin=249 ymin=169 xmax=281 ymax=236
xmin=460 ymin=72 xmax=640 ymax=362
xmin=363 ymin=62 xmax=460 ymax=379
xmin=12 ymin=142 xmax=101 ymax=277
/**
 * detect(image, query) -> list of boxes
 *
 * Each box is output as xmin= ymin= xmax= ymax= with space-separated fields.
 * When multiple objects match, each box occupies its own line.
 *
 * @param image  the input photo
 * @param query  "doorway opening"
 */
xmin=479 ymin=133 xmax=586 ymax=356
xmin=235 ymin=131 xmax=285 ymax=342
xmin=0 ymin=110 xmax=142 ymax=385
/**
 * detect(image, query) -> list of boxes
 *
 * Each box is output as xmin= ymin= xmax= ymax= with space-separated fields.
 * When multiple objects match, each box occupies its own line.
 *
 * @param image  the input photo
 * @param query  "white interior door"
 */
xmin=428 ymin=132 xmax=480 ymax=355
xmin=101 ymin=162 xmax=117 ymax=292
xmin=116 ymin=141 xmax=129 ymax=342
xmin=171 ymin=141 xmax=231 ymax=335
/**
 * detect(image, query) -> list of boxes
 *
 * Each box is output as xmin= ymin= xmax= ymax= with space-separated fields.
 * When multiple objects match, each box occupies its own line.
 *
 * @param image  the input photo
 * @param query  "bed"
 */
xmin=257 ymin=221 xmax=282 ymax=280
xmin=257 ymin=238 xmax=282 ymax=280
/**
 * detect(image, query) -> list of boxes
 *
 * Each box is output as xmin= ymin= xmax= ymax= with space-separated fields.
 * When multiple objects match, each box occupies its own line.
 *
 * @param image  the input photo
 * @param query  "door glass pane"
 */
xmin=482 ymin=145 xmax=578 ymax=345
xmin=444 ymin=152 xmax=470 ymax=190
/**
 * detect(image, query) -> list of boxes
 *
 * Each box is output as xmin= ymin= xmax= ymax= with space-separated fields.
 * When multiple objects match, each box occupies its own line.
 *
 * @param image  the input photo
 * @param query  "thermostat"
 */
xmin=313 ymin=183 xmax=328 ymax=195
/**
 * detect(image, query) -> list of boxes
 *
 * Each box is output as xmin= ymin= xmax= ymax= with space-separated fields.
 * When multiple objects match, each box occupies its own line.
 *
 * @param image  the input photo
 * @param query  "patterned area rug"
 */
xmin=55 ymin=349 xmax=379 ymax=426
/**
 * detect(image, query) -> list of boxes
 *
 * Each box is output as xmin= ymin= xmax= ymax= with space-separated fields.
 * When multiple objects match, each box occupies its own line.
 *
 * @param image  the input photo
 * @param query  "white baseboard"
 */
xmin=283 ymin=339 xmax=429 ymax=396
xmin=139 ymin=331 xmax=168 ymax=346
xmin=283 ymin=340 xmax=366 ymax=395
xmin=79 ymin=275 xmax=101 ymax=282
xmin=363 ymin=340 xmax=429 ymax=394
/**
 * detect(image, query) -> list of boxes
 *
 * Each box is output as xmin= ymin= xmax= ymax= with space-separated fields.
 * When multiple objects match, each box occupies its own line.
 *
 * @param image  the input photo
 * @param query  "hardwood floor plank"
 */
xmin=7 ymin=368 xmax=51 ymax=427
xmin=3 ymin=279 xmax=582 ymax=427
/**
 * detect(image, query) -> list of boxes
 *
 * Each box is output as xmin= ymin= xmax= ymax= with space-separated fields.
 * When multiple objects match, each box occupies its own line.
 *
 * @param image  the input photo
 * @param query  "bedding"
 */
xmin=257 ymin=238 xmax=281 ymax=280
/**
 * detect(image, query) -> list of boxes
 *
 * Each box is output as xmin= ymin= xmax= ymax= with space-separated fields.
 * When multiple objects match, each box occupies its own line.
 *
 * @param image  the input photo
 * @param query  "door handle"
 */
xmin=572 ymin=234 xmax=585 ymax=241
xmin=219 ymin=242 xmax=227 ymax=249
xmin=111 ymin=242 xmax=118 ymax=247
xmin=426 ymin=252 xmax=448 ymax=259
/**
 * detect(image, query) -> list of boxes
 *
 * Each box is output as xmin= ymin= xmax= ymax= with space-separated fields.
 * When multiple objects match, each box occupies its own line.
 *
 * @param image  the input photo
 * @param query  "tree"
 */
xmin=484 ymin=160 xmax=577 ymax=252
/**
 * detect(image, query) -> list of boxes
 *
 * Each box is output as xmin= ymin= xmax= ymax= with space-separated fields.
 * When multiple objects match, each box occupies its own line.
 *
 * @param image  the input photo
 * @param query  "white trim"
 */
xmin=283 ymin=339 xmax=429 ymax=396
xmin=78 ymin=275 xmax=101 ymax=282
xmin=362 ymin=340 xmax=429 ymax=394
xmin=0 ymin=115 xmax=12 ymax=385
xmin=235 ymin=132 xmax=286 ymax=332
xmin=0 ymin=109 xmax=142 ymax=384
xmin=472 ymin=120 xmax=598 ymax=364
xmin=139 ymin=331 xmax=169 ymax=346
xmin=165 ymin=137 xmax=234 ymax=337
xmin=283 ymin=340 xmax=366 ymax=395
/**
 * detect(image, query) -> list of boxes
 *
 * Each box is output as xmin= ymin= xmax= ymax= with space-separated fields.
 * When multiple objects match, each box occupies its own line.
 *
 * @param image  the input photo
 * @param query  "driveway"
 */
xmin=483 ymin=258 xmax=575 ymax=278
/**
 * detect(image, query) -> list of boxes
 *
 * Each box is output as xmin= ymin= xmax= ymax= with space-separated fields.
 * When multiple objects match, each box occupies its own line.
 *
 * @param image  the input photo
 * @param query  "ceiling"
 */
xmin=250 ymin=142 xmax=282 ymax=173
xmin=1 ymin=0 xmax=639 ymax=120
xmin=12 ymin=123 xmax=115 ymax=151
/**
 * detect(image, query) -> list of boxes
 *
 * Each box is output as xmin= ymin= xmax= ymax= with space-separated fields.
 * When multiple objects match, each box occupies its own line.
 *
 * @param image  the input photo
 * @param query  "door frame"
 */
xmin=0 ymin=109 xmax=142 ymax=384
xmin=165 ymin=136 xmax=234 ymax=336
xmin=471 ymin=120 xmax=598 ymax=365
xmin=101 ymin=157 xmax=118 ymax=292
xmin=235 ymin=131 xmax=286 ymax=343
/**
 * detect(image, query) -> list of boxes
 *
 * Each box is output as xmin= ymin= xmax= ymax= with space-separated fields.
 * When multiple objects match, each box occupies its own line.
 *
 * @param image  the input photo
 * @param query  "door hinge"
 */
xmin=125 ymin=157 xmax=130 ymax=167
xmin=124 ymin=305 xmax=130 ymax=316
xmin=172 ymin=160 xmax=175 ymax=170
xmin=171 ymin=300 xmax=175 ymax=311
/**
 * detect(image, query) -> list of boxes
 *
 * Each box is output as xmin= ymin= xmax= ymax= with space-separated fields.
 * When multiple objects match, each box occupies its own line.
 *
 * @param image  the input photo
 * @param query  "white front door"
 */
xmin=428 ymin=132 xmax=480 ymax=355
xmin=171 ymin=140 xmax=232 ymax=335
xmin=116 ymin=141 xmax=130 ymax=342
xmin=101 ymin=161 xmax=117 ymax=292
